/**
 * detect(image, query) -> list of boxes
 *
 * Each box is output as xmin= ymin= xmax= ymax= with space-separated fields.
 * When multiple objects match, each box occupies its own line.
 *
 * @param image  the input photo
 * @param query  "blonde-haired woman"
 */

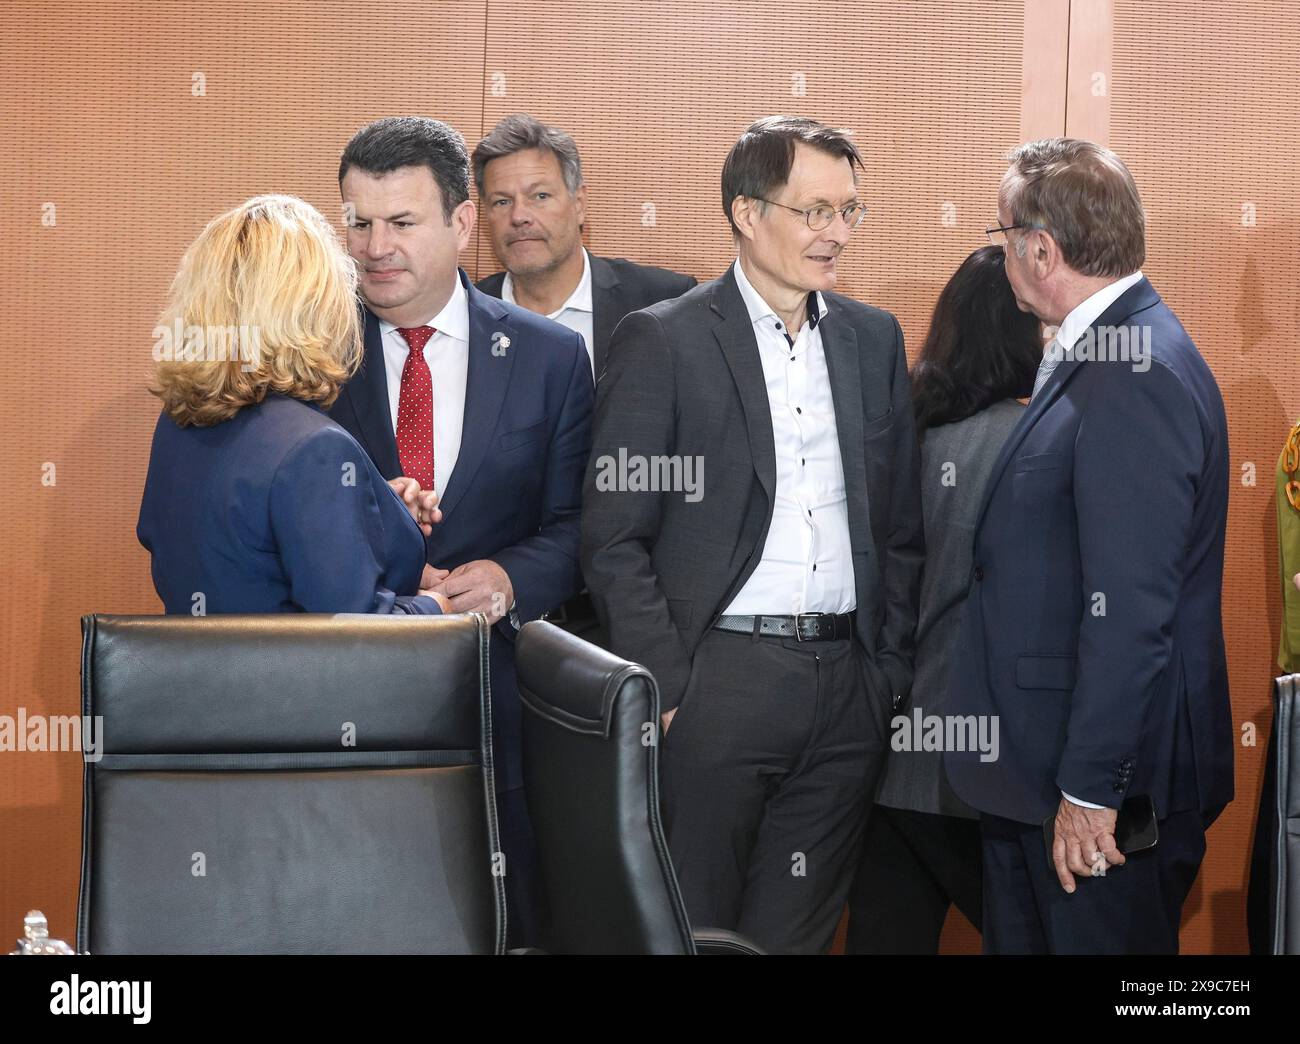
xmin=138 ymin=194 xmax=448 ymax=614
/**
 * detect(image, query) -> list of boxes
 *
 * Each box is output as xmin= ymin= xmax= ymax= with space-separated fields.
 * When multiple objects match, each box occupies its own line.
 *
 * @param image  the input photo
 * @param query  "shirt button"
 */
xmin=795 ymin=407 xmax=802 ymax=414
xmin=812 ymin=564 xmax=817 ymax=572
xmin=973 ymin=566 xmax=984 ymax=581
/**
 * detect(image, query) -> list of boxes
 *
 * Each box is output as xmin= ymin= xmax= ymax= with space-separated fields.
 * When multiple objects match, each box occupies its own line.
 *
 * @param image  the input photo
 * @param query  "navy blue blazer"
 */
xmin=138 ymin=394 xmax=440 ymax=616
xmin=945 ymin=277 xmax=1232 ymax=826
xmin=328 ymin=269 xmax=594 ymax=790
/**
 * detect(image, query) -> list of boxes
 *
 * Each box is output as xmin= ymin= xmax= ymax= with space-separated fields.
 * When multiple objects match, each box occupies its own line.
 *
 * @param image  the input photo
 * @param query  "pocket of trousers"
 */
xmin=666 ymin=633 xmax=714 ymax=739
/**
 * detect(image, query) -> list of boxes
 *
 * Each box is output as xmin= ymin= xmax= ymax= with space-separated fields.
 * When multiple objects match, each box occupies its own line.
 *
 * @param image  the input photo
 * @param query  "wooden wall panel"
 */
xmin=479 ymin=0 xmax=1032 ymax=957
xmin=0 ymin=0 xmax=488 ymax=944
xmin=1064 ymin=0 xmax=1300 ymax=954
xmin=478 ymin=0 xmax=1029 ymax=365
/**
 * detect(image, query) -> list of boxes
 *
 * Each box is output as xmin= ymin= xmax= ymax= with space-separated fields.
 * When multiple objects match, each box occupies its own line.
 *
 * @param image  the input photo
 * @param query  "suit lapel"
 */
xmin=818 ymin=302 xmax=872 ymax=548
xmin=972 ymin=276 xmax=1162 ymax=535
xmin=590 ymin=254 xmax=621 ymax=379
xmin=352 ymin=307 xmax=401 ymax=478
xmin=436 ymin=270 xmax=517 ymax=520
xmin=710 ymin=268 xmax=777 ymax=503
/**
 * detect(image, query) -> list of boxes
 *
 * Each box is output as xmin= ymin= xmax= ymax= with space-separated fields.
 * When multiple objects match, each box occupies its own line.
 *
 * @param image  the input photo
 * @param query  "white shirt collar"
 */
xmin=733 ymin=257 xmax=828 ymax=330
xmin=501 ymin=247 xmax=593 ymax=318
xmin=377 ymin=273 xmax=470 ymax=342
xmin=1055 ymin=270 xmax=1144 ymax=354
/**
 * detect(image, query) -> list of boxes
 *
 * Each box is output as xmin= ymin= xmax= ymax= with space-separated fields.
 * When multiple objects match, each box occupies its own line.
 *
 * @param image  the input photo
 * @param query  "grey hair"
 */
xmin=1003 ymin=138 xmax=1145 ymax=277
xmin=471 ymin=113 xmax=584 ymax=196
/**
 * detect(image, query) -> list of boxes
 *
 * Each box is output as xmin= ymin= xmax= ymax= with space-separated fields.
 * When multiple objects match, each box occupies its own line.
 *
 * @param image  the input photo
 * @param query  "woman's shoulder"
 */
xmin=164 ymin=394 xmax=362 ymax=479
xmin=924 ymin=398 xmax=1024 ymax=446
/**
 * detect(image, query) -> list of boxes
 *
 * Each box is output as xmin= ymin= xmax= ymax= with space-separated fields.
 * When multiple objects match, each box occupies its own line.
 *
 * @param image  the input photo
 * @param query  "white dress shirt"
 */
xmin=502 ymin=247 xmax=595 ymax=375
xmin=377 ymin=274 xmax=470 ymax=503
xmin=1035 ymin=270 xmax=1145 ymax=402
xmin=1043 ymin=269 xmax=1144 ymax=812
xmin=723 ymin=258 xmax=856 ymax=616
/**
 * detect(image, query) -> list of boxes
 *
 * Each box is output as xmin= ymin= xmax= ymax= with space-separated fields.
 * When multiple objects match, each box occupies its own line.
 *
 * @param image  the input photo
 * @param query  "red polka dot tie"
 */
xmin=395 ymin=326 xmax=435 ymax=492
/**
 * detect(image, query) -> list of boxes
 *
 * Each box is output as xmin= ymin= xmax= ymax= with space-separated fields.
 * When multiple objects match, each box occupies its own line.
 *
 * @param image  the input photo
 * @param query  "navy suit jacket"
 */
xmin=329 ymin=269 xmax=594 ymax=790
xmin=945 ymin=277 xmax=1233 ymax=826
xmin=138 ymin=394 xmax=440 ymax=615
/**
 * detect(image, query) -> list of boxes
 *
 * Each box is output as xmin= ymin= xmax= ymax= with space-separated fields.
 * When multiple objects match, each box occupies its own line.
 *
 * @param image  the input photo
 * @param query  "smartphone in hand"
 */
xmin=1042 ymin=794 xmax=1159 ymax=868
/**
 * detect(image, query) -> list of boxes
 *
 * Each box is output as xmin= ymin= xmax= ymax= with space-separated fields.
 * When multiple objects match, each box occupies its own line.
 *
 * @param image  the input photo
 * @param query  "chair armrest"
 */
xmin=692 ymin=928 xmax=765 ymax=954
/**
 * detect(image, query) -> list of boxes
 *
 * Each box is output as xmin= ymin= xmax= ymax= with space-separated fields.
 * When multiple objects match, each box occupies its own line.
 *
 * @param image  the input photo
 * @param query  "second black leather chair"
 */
xmin=516 ymin=620 xmax=762 ymax=954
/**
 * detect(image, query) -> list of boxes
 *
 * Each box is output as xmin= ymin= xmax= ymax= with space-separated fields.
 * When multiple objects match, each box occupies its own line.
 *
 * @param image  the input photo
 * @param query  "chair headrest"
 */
xmin=81 ymin=613 xmax=488 ymax=753
xmin=516 ymin=621 xmax=657 ymax=737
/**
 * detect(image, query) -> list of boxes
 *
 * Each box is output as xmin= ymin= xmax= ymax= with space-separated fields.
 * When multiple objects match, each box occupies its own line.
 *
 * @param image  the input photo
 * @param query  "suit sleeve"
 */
xmin=269 ymin=426 xmax=442 ymax=615
xmin=1055 ymin=360 xmax=1201 ymax=806
xmin=489 ymin=330 xmax=593 ymax=625
xmin=581 ymin=309 xmax=694 ymax=710
xmin=872 ymin=315 xmax=926 ymax=708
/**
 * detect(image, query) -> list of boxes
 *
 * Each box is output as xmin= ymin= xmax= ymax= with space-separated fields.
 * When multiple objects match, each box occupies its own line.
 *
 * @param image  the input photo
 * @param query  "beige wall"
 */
xmin=1 ymin=0 xmax=1290 ymax=954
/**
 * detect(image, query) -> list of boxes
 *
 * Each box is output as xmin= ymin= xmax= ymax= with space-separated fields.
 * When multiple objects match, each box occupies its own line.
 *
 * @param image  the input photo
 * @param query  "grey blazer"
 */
xmin=874 ymin=398 xmax=1025 ymax=818
xmin=580 ymin=265 xmax=924 ymax=724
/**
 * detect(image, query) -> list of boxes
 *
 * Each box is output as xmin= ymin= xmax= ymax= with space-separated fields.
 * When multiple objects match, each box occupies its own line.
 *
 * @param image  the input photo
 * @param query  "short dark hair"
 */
xmin=472 ymin=113 xmax=583 ymax=196
xmin=910 ymin=246 xmax=1042 ymax=432
xmin=1003 ymin=138 xmax=1145 ymax=277
xmin=720 ymin=116 xmax=863 ymax=234
xmin=338 ymin=116 xmax=470 ymax=223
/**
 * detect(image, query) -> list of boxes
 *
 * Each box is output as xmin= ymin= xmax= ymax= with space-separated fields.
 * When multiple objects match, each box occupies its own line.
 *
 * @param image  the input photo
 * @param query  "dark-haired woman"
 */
xmin=846 ymin=245 xmax=1042 ymax=953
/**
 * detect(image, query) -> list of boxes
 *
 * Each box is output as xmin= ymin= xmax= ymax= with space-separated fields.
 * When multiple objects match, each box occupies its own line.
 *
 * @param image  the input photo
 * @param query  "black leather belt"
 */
xmin=713 ymin=612 xmax=856 ymax=642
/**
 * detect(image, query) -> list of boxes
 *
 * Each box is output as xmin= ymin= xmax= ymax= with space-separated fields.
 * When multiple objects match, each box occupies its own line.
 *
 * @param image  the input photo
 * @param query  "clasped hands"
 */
xmin=387 ymin=477 xmax=513 ymax=623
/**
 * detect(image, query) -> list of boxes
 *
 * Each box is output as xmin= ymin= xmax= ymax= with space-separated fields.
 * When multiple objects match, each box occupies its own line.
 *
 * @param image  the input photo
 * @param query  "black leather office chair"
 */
xmin=516 ymin=620 xmax=763 ymax=954
xmin=1263 ymin=674 xmax=1299 ymax=954
xmin=77 ymin=613 xmax=505 ymax=954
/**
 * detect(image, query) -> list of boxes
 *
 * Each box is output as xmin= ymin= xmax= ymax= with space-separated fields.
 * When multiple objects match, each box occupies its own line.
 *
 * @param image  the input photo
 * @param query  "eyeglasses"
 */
xmin=754 ymin=197 xmax=868 ymax=231
xmin=985 ymin=222 xmax=1025 ymax=247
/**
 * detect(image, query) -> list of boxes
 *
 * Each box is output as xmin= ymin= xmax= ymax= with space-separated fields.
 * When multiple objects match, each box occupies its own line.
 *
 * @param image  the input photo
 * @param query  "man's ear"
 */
xmin=1031 ymin=228 xmax=1058 ymax=277
xmin=573 ymin=184 xmax=587 ymax=227
xmin=453 ymin=198 xmax=477 ymax=249
xmin=732 ymin=195 xmax=758 ymax=241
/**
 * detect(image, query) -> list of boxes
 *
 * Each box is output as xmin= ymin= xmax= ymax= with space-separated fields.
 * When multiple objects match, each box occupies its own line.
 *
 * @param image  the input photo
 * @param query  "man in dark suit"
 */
xmin=582 ymin=116 xmax=924 ymax=953
xmin=472 ymin=113 xmax=696 ymax=380
xmin=945 ymin=138 xmax=1232 ymax=954
xmin=472 ymin=113 xmax=695 ymax=645
xmin=330 ymin=117 xmax=593 ymax=948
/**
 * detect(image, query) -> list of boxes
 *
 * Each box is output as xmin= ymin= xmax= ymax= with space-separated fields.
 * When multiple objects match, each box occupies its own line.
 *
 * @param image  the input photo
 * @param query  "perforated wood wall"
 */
xmin=1099 ymin=0 xmax=1300 ymax=954
xmin=0 ymin=0 xmax=1284 ymax=954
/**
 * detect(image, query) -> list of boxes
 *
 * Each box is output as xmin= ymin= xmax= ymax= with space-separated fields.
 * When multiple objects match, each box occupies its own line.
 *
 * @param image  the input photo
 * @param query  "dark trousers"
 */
xmin=659 ymin=629 xmax=886 ymax=954
xmin=497 ymin=784 xmax=547 ymax=950
xmin=979 ymin=808 xmax=1207 ymax=954
xmin=845 ymin=804 xmax=983 ymax=953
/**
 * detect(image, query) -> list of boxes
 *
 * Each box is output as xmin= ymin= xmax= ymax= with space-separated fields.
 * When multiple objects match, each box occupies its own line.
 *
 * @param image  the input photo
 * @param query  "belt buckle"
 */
xmin=793 ymin=612 xmax=820 ymax=642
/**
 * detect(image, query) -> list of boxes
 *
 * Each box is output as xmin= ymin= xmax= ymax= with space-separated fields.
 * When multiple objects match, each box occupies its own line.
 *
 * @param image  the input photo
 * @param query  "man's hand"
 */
xmin=1051 ymin=798 xmax=1125 ymax=893
xmin=661 ymin=708 xmax=677 ymax=734
xmin=418 ymin=588 xmax=453 ymax=613
xmin=1292 ymin=570 xmax=1300 ymax=593
xmin=387 ymin=477 xmax=442 ymax=536
xmin=429 ymin=560 xmax=513 ymax=624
